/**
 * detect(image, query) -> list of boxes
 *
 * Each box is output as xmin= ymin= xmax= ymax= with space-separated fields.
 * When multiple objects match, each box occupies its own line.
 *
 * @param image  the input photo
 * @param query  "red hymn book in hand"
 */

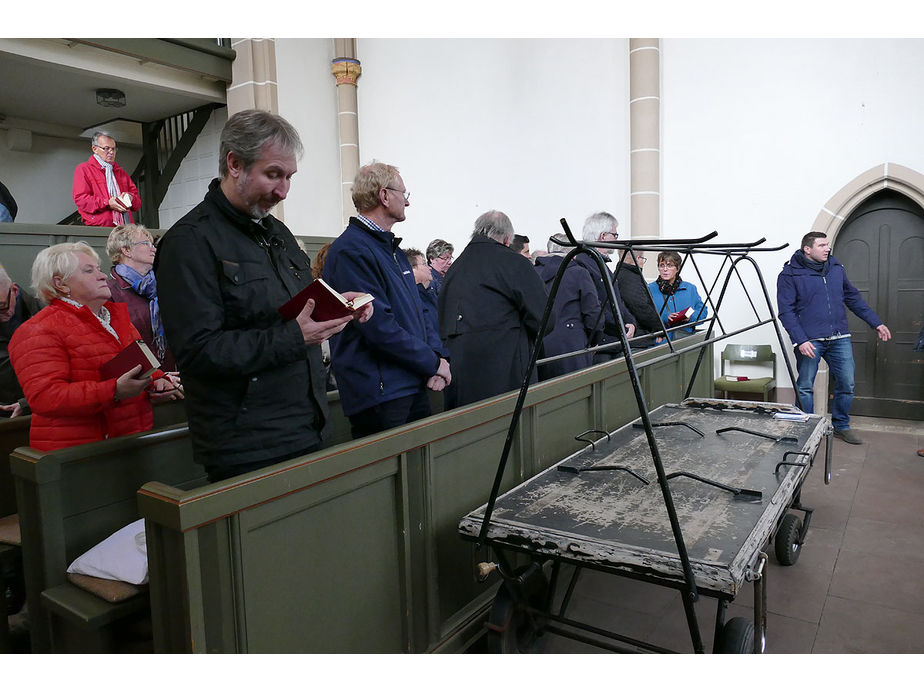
xmin=278 ymin=278 xmax=374 ymax=322
xmin=100 ymin=340 xmax=161 ymax=380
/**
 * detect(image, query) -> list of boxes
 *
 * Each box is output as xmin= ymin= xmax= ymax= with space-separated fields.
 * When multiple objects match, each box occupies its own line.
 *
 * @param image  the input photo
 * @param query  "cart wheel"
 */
xmin=717 ymin=617 xmax=755 ymax=654
xmin=486 ymin=565 xmax=549 ymax=653
xmin=775 ymin=513 xmax=803 ymax=566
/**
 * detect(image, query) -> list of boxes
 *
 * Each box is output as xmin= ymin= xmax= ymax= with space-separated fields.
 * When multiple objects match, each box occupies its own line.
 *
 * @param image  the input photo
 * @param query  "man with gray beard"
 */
xmin=155 ymin=109 xmax=370 ymax=482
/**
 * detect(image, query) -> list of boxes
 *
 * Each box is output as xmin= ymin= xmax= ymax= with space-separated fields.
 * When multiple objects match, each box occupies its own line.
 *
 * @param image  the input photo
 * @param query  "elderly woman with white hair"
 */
xmin=105 ymin=223 xmax=176 ymax=371
xmin=8 ymin=242 xmax=179 ymax=451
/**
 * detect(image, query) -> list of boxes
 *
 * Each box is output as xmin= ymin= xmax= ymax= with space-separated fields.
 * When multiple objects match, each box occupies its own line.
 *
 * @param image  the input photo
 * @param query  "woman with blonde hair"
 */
xmin=106 ymin=223 xmax=175 ymax=371
xmin=8 ymin=242 xmax=180 ymax=451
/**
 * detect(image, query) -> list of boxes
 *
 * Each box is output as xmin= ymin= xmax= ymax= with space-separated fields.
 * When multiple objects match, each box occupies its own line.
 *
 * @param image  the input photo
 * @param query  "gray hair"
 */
xmin=91 ymin=131 xmax=114 ymax=147
xmin=0 ymin=264 xmax=10 ymax=288
xmin=547 ymin=233 xmax=571 ymax=254
xmin=106 ymin=223 xmax=153 ymax=264
xmin=31 ymin=242 xmax=100 ymax=304
xmin=426 ymin=239 xmax=454 ymax=262
xmin=582 ymin=211 xmax=618 ymax=243
xmin=219 ymin=109 xmax=304 ymax=178
xmin=472 ymin=210 xmax=514 ymax=245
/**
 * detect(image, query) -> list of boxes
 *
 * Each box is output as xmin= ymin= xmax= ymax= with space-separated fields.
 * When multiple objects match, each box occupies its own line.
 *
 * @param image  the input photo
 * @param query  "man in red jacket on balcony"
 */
xmin=72 ymin=131 xmax=142 ymax=226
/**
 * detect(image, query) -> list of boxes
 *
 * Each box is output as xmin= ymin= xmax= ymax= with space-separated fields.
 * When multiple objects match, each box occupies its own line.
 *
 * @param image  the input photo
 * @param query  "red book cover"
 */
xmin=100 ymin=340 xmax=161 ymax=380
xmin=668 ymin=306 xmax=694 ymax=326
xmin=278 ymin=278 xmax=373 ymax=322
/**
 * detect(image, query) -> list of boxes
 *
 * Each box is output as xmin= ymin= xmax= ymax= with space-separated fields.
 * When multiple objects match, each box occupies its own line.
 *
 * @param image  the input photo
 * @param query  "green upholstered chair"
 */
xmin=714 ymin=344 xmax=776 ymax=401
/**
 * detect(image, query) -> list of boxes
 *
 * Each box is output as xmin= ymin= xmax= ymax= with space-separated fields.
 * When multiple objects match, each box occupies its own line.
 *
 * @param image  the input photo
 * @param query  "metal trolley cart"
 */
xmin=458 ymin=223 xmax=833 ymax=654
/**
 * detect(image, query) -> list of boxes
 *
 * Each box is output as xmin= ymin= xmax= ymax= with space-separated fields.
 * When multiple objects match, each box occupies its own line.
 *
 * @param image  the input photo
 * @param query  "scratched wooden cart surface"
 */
xmin=459 ymin=399 xmax=830 ymax=597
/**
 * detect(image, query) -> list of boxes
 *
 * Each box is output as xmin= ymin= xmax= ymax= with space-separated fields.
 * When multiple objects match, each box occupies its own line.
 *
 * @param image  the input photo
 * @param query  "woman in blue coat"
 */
xmin=648 ymin=250 xmax=707 ymax=339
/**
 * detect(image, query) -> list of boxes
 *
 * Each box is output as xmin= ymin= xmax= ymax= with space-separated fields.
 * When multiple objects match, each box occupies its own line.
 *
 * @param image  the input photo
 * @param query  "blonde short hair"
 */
xmin=32 ymin=242 xmax=100 ymax=303
xmin=106 ymin=224 xmax=152 ymax=264
xmin=351 ymin=161 xmax=400 ymax=214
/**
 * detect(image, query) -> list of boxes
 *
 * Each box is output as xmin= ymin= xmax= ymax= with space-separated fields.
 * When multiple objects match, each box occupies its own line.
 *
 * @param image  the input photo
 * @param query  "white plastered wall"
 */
xmin=660 ymin=38 xmax=924 ymax=395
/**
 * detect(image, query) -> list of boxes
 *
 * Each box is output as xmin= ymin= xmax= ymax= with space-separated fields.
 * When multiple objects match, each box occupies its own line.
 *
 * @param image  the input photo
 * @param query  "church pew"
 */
xmin=10 ymin=422 xmax=204 ymax=652
xmin=139 ymin=337 xmax=713 ymax=653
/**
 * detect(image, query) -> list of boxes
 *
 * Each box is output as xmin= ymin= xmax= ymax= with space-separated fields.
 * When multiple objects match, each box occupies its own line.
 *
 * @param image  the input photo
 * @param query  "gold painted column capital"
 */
xmin=331 ymin=57 xmax=362 ymax=86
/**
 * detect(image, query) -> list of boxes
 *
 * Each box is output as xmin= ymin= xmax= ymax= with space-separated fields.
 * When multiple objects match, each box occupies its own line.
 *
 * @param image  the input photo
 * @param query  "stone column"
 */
xmin=227 ymin=38 xmax=279 ymax=114
xmin=629 ymin=38 xmax=661 ymax=274
xmin=332 ymin=39 xmax=362 ymax=229
xmin=225 ymin=38 xmax=287 ymax=220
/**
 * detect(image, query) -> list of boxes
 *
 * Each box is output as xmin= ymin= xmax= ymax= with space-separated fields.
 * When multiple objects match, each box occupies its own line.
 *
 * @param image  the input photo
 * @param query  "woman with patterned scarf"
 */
xmin=105 ymin=224 xmax=178 ymax=374
xmin=647 ymin=250 xmax=707 ymax=340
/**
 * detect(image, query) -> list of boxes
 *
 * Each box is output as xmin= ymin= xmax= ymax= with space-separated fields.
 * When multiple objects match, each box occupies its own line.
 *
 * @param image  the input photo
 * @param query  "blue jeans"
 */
xmin=794 ymin=338 xmax=856 ymax=431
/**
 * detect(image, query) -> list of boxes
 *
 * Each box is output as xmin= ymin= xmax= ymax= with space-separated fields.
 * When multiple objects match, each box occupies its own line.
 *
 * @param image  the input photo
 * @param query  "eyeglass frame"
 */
xmin=658 ymin=261 xmax=679 ymax=269
xmin=132 ymin=240 xmax=155 ymax=248
xmin=384 ymin=187 xmax=410 ymax=202
xmin=94 ymin=145 xmax=117 ymax=153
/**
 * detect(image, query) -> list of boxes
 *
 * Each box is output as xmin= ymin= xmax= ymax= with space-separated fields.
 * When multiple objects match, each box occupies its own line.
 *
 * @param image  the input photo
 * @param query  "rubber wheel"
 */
xmin=486 ymin=565 xmax=549 ymax=653
xmin=717 ymin=617 xmax=755 ymax=654
xmin=775 ymin=513 xmax=803 ymax=566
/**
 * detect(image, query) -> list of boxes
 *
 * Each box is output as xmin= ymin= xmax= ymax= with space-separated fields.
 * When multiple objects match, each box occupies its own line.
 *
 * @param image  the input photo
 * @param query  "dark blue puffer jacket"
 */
xmin=776 ymin=250 xmax=882 ymax=346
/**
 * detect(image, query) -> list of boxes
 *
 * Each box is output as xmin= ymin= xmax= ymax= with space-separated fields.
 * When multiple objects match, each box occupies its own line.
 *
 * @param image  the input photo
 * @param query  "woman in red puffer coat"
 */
xmin=9 ymin=242 xmax=181 ymax=451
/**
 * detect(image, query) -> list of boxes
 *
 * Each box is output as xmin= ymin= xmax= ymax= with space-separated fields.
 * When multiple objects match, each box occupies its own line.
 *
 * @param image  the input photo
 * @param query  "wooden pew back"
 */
xmin=140 ymin=338 xmax=714 ymax=653
xmin=11 ymin=422 xmax=203 ymax=652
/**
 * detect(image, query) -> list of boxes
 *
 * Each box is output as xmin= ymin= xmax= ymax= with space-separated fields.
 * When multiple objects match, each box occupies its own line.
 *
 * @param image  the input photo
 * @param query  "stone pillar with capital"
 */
xmin=332 ymin=39 xmax=362 ymax=229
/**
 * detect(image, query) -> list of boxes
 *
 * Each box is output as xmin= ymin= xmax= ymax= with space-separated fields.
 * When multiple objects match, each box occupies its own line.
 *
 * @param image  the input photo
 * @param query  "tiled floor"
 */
xmin=538 ymin=416 xmax=924 ymax=654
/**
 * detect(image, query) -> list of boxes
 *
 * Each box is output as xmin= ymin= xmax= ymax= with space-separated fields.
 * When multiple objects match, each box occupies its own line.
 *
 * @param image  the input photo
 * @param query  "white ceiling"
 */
xmin=0 ymin=41 xmax=227 ymax=145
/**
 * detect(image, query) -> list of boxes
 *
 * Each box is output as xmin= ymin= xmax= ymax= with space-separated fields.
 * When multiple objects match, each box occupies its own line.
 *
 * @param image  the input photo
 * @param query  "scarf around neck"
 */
xmin=114 ymin=263 xmax=166 ymax=361
xmin=655 ymin=275 xmax=682 ymax=296
xmin=94 ymin=153 xmax=127 ymax=226
xmin=796 ymin=250 xmax=828 ymax=274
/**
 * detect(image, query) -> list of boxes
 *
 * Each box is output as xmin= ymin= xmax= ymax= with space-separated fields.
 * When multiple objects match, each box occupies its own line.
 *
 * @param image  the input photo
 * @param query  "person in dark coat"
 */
xmin=614 ymin=249 xmax=663 ymax=348
xmin=426 ymin=239 xmax=454 ymax=295
xmin=155 ymin=110 xmax=370 ymax=483
xmin=534 ymin=234 xmax=601 ymax=380
xmin=0 ymin=263 xmax=43 ymax=416
xmin=323 ymin=162 xmax=450 ymax=439
xmin=777 ymin=231 xmax=890 ymax=445
xmin=576 ymin=211 xmax=637 ymax=362
xmin=438 ymin=210 xmax=551 ymax=409
xmin=0 ymin=180 xmax=17 ymax=222
xmin=405 ymin=247 xmax=443 ymax=352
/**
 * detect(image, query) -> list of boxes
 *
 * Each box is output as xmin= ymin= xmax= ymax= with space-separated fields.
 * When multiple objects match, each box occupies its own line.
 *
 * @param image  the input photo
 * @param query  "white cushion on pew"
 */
xmin=67 ymin=518 xmax=148 ymax=585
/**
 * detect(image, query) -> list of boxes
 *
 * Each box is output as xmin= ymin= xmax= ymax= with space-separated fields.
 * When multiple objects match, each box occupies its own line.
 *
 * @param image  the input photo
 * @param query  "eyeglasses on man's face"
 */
xmin=602 ymin=231 xmax=618 ymax=240
xmin=385 ymin=187 xmax=410 ymax=202
xmin=133 ymin=240 xmax=155 ymax=249
xmin=94 ymin=145 xmax=117 ymax=153
xmin=658 ymin=262 xmax=678 ymax=269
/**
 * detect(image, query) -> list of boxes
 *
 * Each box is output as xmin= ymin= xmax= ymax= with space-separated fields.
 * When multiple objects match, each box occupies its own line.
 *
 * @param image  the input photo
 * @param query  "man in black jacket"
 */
xmin=438 ymin=210 xmax=550 ymax=409
xmin=614 ymin=250 xmax=663 ymax=347
xmin=576 ymin=211 xmax=637 ymax=361
xmin=155 ymin=110 xmax=371 ymax=482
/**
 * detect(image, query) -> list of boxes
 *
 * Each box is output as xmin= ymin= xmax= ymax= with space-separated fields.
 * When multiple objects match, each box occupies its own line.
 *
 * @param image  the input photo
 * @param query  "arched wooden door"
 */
xmin=834 ymin=190 xmax=924 ymax=420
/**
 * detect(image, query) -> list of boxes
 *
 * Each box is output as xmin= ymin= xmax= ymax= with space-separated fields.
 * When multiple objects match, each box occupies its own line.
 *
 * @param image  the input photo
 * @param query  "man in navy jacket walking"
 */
xmin=777 ymin=231 xmax=891 ymax=445
xmin=323 ymin=162 xmax=450 ymax=439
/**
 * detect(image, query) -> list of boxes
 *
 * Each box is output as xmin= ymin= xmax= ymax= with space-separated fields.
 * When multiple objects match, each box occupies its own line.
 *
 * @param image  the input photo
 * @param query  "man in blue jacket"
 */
xmin=323 ymin=162 xmax=450 ymax=439
xmin=777 ymin=231 xmax=891 ymax=445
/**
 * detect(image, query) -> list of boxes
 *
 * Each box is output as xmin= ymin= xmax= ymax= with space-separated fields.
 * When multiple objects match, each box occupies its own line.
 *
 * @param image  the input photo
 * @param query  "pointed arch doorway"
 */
xmin=834 ymin=190 xmax=924 ymax=419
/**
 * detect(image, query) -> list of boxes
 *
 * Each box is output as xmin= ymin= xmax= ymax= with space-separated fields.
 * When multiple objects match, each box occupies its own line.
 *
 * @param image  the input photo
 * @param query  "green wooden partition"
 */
xmin=139 ymin=337 xmax=713 ymax=653
xmin=11 ymin=422 xmax=204 ymax=652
